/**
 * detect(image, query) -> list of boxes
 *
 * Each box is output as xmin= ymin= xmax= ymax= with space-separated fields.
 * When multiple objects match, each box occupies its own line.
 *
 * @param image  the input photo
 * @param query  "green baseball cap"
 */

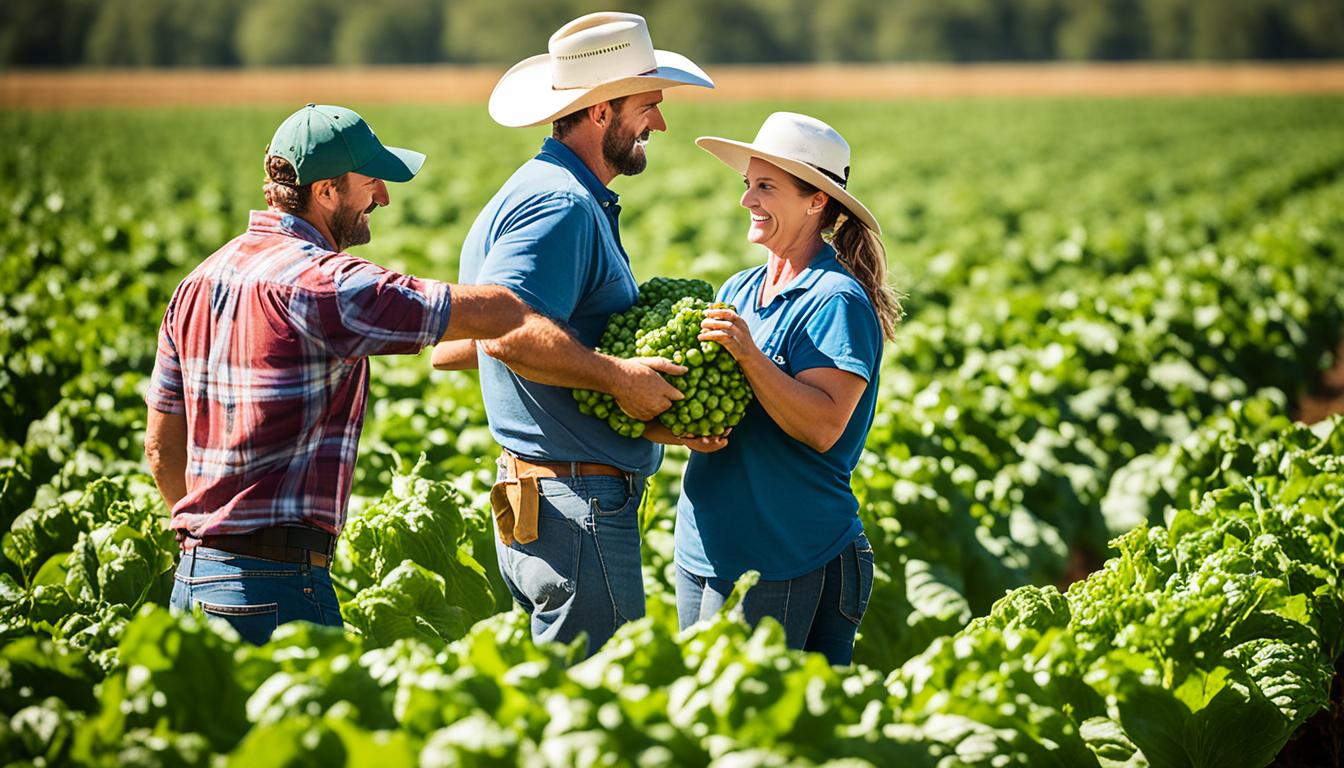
xmin=267 ymin=104 xmax=425 ymax=184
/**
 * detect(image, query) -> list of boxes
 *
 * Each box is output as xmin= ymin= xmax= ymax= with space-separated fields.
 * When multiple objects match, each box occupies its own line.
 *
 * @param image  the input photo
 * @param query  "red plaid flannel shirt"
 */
xmin=146 ymin=210 xmax=451 ymax=537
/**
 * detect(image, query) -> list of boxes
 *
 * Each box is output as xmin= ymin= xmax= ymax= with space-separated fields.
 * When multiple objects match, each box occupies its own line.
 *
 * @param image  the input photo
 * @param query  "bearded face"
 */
xmin=328 ymin=192 xmax=375 ymax=251
xmin=601 ymin=106 xmax=650 ymax=177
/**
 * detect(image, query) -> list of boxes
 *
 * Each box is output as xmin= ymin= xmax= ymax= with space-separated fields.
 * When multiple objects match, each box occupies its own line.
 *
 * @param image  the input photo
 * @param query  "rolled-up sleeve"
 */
xmin=146 ymin=309 xmax=186 ymax=414
xmin=291 ymin=255 xmax=452 ymax=359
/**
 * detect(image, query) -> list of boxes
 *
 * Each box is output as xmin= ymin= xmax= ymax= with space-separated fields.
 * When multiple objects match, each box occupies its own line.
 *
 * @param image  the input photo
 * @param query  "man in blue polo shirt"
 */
xmin=433 ymin=13 xmax=714 ymax=654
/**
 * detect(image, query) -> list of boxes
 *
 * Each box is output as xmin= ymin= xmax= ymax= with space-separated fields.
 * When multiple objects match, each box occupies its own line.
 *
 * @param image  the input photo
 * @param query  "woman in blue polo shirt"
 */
xmin=676 ymin=113 xmax=903 ymax=665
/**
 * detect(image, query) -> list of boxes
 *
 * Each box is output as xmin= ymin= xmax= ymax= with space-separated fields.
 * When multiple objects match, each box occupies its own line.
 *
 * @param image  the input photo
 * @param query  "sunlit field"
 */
xmin=3 ymin=96 xmax=1344 ymax=765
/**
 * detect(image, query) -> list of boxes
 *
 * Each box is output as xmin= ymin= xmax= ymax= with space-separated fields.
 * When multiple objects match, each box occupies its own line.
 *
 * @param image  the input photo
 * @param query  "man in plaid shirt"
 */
xmin=143 ymin=104 xmax=683 ymax=644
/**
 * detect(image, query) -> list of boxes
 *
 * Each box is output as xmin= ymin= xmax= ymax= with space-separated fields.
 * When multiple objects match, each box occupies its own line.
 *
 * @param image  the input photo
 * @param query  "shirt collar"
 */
xmin=247 ymin=209 xmax=334 ymax=251
xmin=765 ymin=243 xmax=839 ymax=302
xmin=539 ymin=137 xmax=620 ymax=208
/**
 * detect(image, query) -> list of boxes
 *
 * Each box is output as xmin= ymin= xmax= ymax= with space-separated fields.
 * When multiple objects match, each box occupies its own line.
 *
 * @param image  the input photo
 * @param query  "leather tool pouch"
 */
xmin=490 ymin=475 xmax=539 ymax=546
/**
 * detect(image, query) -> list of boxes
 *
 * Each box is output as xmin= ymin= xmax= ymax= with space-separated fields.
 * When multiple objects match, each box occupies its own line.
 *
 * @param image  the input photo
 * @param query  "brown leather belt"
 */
xmin=491 ymin=454 xmax=629 ymax=546
xmin=505 ymin=454 xmax=628 ymax=479
xmin=181 ymin=526 xmax=335 ymax=569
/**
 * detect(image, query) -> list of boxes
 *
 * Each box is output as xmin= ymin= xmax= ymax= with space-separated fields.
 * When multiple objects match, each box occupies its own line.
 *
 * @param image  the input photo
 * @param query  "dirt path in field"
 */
xmin=1298 ymin=340 xmax=1344 ymax=424
xmin=3 ymin=63 xmax=1344 ymax=109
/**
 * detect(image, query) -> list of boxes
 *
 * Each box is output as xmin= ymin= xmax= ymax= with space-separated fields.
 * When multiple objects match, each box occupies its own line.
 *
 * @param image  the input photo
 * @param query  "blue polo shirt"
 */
xmin=676 ymin=245 xmax=882 ymax=580
xmin=459 ymin=138 xmax=661 ymax=476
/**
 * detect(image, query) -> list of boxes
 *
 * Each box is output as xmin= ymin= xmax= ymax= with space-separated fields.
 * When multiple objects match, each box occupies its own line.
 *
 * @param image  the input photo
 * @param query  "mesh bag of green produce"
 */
xmin=573 ymin=277 xmax=754 ymax=439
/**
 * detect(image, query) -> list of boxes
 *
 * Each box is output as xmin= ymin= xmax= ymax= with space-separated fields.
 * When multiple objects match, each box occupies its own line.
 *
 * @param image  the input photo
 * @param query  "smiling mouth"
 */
xmin=750 ymin=213 xmax=771 ymax=223
xmin=363 ymin=202 xmax=377 ymax=215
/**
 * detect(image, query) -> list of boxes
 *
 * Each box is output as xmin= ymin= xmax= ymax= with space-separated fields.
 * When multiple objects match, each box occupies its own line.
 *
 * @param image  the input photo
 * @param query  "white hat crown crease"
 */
xmin=489 ymin=11 xmax=711 ymax=128
xmin=549 ymin=15 xmax=658 ymax=89
xmin=756 ymin=113 xmax=851 ymax=180
xmin=696 ymin=111 xmax=878 ymax=233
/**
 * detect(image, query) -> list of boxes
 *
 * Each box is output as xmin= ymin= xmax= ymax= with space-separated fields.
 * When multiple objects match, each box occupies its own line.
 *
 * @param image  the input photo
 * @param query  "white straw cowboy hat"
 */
xmin=488 ymin=12 xmax=714 ymax=129
xmin=697 ymin=112 xmax=881 ymax=235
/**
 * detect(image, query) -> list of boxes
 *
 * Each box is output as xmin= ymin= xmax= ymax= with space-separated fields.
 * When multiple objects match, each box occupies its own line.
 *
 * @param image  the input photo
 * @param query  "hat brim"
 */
xmin=489 ymin=49 xmax=714 ymax=128
xmin=695 ymin=136 xmax=881 ymax=235
xmin=353 ymin=145 xmax=425 ymax=183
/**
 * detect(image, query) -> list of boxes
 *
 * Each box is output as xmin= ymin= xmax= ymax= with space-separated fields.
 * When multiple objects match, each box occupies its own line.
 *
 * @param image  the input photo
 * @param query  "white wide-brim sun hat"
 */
xmin=697 ymin=112 xmax=881 ymax=235
xmin=489 ymin=12 xmax=714 ymax=129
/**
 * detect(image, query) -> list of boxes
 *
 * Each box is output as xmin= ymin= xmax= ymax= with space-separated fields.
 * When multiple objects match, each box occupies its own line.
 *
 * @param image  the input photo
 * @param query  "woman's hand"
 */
xmin=682 ymin=429 xmax=731 ymax=454
xmin=700 ymin=308 xmax=868 ymax=454
xmin=699 ymin=308 xmax=761 ymax=364
xmin=643 ymin=422 xmax=732 ymax=453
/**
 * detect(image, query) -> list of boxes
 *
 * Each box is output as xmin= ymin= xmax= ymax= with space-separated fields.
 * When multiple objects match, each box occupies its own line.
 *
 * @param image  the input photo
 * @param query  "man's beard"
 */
xmin=330 ymin=202 xmax=374 ymax=251
xmin=602 ymin=122 xmax=650 ymax=177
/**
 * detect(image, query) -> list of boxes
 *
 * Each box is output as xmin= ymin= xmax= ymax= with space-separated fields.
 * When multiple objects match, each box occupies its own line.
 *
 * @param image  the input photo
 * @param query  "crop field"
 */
xmin=3 ymin=96 xmax=1344 ymax=766
xmin=5 ymin=64 xmax=1344 ymax=109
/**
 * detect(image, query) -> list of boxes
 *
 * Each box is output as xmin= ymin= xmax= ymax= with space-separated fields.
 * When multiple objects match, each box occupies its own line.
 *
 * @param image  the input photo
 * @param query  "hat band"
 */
xmin=806 ymin=161 xmax=848 ymax=189
xmin=551 ymin=66 xmax=660 ymax=91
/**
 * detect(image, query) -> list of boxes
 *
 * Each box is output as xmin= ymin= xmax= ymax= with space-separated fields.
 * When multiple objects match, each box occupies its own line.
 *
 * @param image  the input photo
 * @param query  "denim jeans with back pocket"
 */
xmin=168 ymin=546 xmax=344 ymax=645
xmin=493 ymin=459 xmax=647 ymax=657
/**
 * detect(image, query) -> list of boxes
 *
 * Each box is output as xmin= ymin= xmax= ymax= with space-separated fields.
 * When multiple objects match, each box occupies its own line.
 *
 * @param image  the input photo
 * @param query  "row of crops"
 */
xmin=2 ymin=97 xmax=1344 ymax=765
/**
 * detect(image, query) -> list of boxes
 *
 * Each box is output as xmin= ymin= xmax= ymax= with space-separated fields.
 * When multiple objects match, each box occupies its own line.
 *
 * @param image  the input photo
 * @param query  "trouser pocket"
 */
xmin=839 ymin=533 xmax=875 ymax=626
xmin=170 ymin=547 xmax=338 ymax=643
xmin=588 ymin=476 xmax=645 ymax=624
xmin=505 ymin=513 xmax=581 ymax=614
xmin=195 ymin=599 xmax=280 ymax=645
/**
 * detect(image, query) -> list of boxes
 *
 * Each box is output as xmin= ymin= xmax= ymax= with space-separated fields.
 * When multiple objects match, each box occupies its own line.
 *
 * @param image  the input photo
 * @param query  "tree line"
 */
xmin=3 ymin=0 xmax=1342 ymax=68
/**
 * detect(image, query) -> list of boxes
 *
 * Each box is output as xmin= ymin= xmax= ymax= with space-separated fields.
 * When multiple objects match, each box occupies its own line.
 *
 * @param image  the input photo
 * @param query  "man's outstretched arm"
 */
xmin=441 ymin=284 xmax=685 ymax=421
xmin=431 ymin=339 xmax=477 ymax=370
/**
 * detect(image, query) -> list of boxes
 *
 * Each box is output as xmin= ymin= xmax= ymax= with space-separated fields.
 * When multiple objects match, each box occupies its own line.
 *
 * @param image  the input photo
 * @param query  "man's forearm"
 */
xmin=440 ymin=285 xmax=614 ymax=387
xmin=149 ymin=457 xmax=189 ymax=510
xmin=440 ymin=284 xmax=531 ymax=342
xmin=431 ymin=339 xmax=479 ymax=371
xmin=144 ymin=408 xmax=189 ymax=510
xmin=642 ymin=421 xmax=686 ymax=447
xmin=460 ymin=284 xmax=684 ymax=420
xmin=481 ymin=313 xmax=623 ymax=391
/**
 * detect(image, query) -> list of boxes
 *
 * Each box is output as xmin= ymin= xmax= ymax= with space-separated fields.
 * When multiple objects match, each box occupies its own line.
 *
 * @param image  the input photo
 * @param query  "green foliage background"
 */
xmin=3 ymin=96 xmax=1344 ymax=764
xmin=3 ymin=0 xmax=1344 ymax=68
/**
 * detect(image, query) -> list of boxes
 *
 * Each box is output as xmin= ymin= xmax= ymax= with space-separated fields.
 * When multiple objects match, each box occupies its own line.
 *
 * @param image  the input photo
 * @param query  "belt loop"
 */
xmin=188 ymin=545 xmax=197 ymax=577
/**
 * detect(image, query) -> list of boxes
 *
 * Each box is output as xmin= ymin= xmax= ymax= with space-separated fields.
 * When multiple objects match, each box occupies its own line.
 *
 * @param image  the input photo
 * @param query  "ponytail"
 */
xmin=784 ymin=174 xmax=904 ymax=340
xmin=823 ymin=202 xmax=903 ymax=341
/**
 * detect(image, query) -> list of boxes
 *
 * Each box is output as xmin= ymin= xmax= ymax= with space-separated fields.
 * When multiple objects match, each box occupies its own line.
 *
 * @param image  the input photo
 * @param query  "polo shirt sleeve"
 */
xmin=787 ymin=291 xmax=881 ymax=382
xmin=146 ymin=305 xmax=186 ymax=414
xmin=292 ymin=255 xmax=453 ymax=359
xmin=474 ymin=193 xmax=591 ymax=322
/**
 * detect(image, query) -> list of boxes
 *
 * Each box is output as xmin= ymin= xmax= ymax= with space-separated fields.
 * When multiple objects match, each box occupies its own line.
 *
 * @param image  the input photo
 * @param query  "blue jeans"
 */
xmin=494 ymin=462 xmax=646 ymax=657
xmin=675 ymin=533 xmax=874 ymax=666
xmin=168 ymin=546 xmax=343 ymax=645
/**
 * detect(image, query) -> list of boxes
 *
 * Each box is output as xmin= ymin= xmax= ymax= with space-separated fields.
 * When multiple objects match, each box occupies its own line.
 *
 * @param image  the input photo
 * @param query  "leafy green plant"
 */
xmin=2 ymin=98 xmax=1343 ymax=766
